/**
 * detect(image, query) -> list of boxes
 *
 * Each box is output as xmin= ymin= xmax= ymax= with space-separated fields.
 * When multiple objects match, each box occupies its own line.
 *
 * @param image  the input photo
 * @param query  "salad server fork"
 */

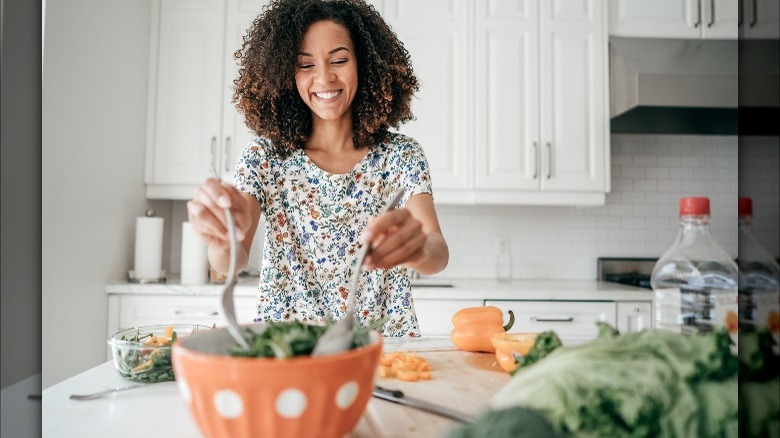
xmin=210 ymin=167 xmax=250 ymax=350
xmin=69 ymin=385 xmax=148 ymax=401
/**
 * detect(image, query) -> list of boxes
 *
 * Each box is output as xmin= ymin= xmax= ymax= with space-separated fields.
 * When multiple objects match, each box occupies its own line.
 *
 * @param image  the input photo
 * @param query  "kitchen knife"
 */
xmin=372 ymin=386 xmax=474 ymax=424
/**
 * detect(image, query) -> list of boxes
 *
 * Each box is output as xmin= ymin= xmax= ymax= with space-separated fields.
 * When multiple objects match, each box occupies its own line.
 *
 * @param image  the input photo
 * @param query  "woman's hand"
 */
xmin=187 ymin=178 xmax=252 ymax=249
xmin=360 ymin=194 xmax=449 ymax=275
xmin=361 ymin=208 xmax=426 ymax=270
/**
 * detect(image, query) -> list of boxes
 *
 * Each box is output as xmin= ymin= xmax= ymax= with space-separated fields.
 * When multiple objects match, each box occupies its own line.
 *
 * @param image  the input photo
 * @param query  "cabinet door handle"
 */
xmin=532 ymin=142 xmax=538 ymax=179
xmin=749 ymin=0 xmax=757 ymax=26
xmin=223 ymin=136 xmax=232 ymax=174
xmin=738 ymin=0 xmax=743 ymax=26
xmin=546 ymin=142 xmax=552 ymax=179
xmin=210 ymin=136 xmax=218 ymax=176
xmin=694 ymin=0 xmax=702 ymax=27
xmin=531 ymin=316 xmax=574 ymax=322
xmin=175 ymin=309 xmax=219 ymax=317
xmin=707 ymin=0 xmax=715 ymax=27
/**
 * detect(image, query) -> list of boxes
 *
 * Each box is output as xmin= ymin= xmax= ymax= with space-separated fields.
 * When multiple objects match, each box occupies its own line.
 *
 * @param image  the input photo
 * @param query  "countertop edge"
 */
xmin=105 ymin=278 xmax=653 ymax=301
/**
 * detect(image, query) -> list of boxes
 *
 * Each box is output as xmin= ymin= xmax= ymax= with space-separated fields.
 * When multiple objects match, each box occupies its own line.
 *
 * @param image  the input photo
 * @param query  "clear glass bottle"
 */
xmin=651 ymin=197 xmax=738 ymax=345
xmin=737 ymin=197 xmax=780 ymax=348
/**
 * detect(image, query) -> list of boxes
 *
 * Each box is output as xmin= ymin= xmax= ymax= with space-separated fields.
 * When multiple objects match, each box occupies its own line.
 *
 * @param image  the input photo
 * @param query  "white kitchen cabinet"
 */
xmin=474 ymin=0 xmax=609 ymax=202
xmin=616 ymin=301 xmax=653 ymax=333
xmin=380 ymin=0 xmax=609 ymax=206
xmin=740 ymin=0 xmax=780 ymax=39
xmin=413 ymin=298 xmax=483 ymax=337
xmin=377 ymin=0 xmax=471 ymax=192
xmin=485 ymin=300 xmax=617 ymax=345
xmin=106 ymin=293 xmax=257 ymax=359
xmin=609 ymin=0 xmax=739 ymax=39
xmin=145 ymin=0 xmax=264 ymax=199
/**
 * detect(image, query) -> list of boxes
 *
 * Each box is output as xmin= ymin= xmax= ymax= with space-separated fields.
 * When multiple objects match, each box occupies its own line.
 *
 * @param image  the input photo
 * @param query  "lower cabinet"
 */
xmin=413 ymin=298 xmax=483 ymax=337
xmin=415 ymin=298 xmax=653 ymax=343
xmin=486 ymin=300 xmax=617 ymax=345
xmin=106 ymin=294 xmax=258 ymax=359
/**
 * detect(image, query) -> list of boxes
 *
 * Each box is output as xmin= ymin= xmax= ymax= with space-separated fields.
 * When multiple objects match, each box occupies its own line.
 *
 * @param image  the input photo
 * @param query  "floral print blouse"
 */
xmin=234 ymin=132 xmax=433 ymax=337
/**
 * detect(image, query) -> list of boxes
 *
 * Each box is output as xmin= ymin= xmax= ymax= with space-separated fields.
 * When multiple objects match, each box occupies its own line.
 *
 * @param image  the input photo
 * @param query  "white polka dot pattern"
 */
xmin=213 ymin=389 xmax=243 ymax=419
xmin=335 ymin=381 xmax=359 ymax=409
xmin=177 ymin=376 xmax=192 ymax=405
xmin=275 ymin=389 xmax=307 ymax=418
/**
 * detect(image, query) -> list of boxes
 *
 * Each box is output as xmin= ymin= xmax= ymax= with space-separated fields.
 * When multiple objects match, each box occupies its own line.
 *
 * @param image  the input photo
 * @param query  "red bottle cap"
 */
xmin=679 ymin=197 xmax=710 ymax=216
xmin=738 ymin=197 xmax=753 ymax=216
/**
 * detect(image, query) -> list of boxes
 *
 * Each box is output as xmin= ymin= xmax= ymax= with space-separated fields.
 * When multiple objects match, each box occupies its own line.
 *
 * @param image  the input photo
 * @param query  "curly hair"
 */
xmin=233 ymin=0 xmax=419 ymax=157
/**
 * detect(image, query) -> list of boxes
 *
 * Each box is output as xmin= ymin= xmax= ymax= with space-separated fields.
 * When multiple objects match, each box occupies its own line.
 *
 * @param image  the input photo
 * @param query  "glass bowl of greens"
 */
xmin=108 ymin=324 xmax=212 ymax=383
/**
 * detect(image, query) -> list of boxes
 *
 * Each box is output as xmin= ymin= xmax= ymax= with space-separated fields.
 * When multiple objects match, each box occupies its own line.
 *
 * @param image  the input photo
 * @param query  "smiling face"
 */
xmin=295 ymin=20 xmax=358 ymax=125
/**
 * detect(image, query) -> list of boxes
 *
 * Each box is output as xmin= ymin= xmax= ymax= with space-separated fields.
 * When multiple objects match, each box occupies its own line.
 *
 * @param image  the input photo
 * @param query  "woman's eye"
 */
xmin=298 ymin=64 xmax=314 ymax=70
xmin=331 ymin=59 xmax=348 ymax=65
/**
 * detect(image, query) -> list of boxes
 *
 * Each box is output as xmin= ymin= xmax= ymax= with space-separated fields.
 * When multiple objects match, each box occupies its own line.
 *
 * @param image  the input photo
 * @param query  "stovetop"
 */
xmin=597 ymin=257 xmax=657 ymax=290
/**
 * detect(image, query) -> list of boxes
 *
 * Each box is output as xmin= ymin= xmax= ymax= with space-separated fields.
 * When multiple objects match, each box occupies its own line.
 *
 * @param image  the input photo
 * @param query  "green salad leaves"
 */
xmin=229 ymin=318 xmax=384 ymax=359
xmin=490 ymin=324 xmax=742 ymax=438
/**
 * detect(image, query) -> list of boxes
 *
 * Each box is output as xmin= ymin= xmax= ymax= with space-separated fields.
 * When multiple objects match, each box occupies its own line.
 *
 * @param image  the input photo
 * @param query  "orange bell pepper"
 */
xmin=491 ymin=332 xmax=538 ymax=373
xmin=450 ymin=306 xmax=515 ymax=353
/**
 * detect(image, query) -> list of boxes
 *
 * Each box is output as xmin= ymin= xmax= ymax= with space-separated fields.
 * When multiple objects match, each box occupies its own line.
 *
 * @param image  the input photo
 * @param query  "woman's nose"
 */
xmin=315 ymin=66 xmax=335 ymax=84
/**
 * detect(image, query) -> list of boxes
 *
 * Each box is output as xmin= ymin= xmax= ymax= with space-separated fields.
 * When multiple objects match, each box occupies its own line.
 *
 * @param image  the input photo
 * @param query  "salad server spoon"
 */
xmin=311 ymin=188 xmax=405 ymax=356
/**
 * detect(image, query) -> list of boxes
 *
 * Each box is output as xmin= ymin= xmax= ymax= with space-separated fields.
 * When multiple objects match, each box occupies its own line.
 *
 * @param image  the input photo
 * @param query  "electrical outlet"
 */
xmin=496 ymin=235 xmax=511 ymax=255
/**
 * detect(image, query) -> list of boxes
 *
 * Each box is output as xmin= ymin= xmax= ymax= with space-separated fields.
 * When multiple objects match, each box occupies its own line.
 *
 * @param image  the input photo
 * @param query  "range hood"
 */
xmin=609 ymin=37 xmax=738 ymax=135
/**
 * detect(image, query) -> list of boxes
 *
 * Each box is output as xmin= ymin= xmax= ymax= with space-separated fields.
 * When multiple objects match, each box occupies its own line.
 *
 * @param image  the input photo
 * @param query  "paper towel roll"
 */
xmin=181 ymin=222 xmax=209 ymax=285
xmin=134 ymin=216 xmax=164 ymax=280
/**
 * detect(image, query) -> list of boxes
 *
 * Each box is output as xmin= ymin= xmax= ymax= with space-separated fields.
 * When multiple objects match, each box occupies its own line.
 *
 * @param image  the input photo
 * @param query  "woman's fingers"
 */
xmin=187 ymin=200 xmax=228 ymax=245
xmin=188 ymin=178 xmax=248 ymax=242
xmin=363 ymin=209 xmax=425 ymax=269
xmin=366 ymin=232 xmax=426 ymax=270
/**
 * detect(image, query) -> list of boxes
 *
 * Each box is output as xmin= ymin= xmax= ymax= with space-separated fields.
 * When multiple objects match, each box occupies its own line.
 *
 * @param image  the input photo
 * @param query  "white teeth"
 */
xmin=314 ymin=91 xmax=339 ymax=99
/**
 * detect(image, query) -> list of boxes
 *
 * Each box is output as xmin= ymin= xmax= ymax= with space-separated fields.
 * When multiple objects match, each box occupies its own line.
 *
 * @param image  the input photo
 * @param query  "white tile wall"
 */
xmin=739 ymin=136 xmax=780 ymax=258
xmin=165 ymin=134 xmax=779 ymax=281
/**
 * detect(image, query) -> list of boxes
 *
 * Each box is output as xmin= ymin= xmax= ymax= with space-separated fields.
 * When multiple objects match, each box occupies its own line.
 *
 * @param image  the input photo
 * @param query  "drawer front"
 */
xmin=484 ymin=300 xmax=616 ymax=345
xmin=414 ymin=299 xmax=483 ymax=337
xmin=117 ymin=295 xmax=258 ymax=330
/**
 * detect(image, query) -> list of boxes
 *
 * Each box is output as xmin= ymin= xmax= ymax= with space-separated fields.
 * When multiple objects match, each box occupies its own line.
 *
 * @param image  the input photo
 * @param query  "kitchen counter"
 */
xmin=42 ymin=338 xmax=510 ymax=438
xmin=106 ymin=276 xmax=652 ymax=301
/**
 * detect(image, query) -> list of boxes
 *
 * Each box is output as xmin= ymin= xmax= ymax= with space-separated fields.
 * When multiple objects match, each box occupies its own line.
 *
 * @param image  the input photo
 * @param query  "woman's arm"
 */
xmin=187 ymin=178 xmax=262 ymax=275
xmin=362 ymin=193 xmax=449 ymax=275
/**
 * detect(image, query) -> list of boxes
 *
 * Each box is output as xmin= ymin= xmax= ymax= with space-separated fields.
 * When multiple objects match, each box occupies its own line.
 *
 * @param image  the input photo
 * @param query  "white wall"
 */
xmin=41 ymin=0 xmax=156 ymax=388
xmin=739 ymin=136 xmax=780 ymax=256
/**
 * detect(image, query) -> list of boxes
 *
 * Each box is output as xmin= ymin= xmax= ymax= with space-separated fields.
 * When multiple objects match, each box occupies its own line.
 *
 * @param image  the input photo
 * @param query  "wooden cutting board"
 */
xmin=348 ymin=341 xmax=512 ymax=438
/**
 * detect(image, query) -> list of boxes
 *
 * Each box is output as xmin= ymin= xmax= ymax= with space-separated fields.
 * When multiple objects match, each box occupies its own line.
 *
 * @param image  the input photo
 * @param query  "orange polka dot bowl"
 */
xmin=172 ymin=325 xmax=382 ymax=438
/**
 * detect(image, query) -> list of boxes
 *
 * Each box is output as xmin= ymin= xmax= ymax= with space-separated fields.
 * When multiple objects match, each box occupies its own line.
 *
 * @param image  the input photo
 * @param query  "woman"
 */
xmin=187 ymin=0 xmax=448 ymax=336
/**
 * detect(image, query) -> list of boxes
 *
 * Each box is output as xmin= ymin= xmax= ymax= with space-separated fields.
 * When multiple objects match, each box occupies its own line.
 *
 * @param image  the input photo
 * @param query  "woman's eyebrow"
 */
xmin=298 ymin=47 xmax=350 ymax=57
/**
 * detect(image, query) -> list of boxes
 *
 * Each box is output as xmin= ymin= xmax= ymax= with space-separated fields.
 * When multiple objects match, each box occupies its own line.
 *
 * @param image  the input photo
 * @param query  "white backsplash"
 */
xmin=167 ymin=134 xmax=779 ymax=282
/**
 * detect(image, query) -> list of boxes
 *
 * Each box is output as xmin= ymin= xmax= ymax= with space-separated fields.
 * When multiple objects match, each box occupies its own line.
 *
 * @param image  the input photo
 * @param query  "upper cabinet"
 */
xmin=145 ymin=0 xmax=264 ymax=199
xmin=379 ymin=0 xmax=609 ymax=205
xmin=374 ymin=0 xmax=471 ymax=194
xmin=740 ymin=0 xmax=780 ymax=39
xmin=609 ymin=0 xmax=739 ymax=39
xmin=475 ymin=0 xmax=609 ymax=204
